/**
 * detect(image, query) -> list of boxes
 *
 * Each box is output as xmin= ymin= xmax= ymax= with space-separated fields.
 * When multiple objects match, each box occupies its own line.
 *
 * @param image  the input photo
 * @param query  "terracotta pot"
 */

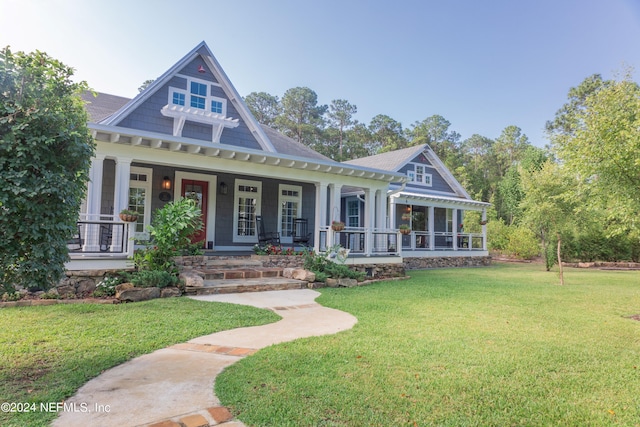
xmin=331 ymin=224 xmax=345 ymax=231
xmin=400 ymin=228 xmax=411 ymax=235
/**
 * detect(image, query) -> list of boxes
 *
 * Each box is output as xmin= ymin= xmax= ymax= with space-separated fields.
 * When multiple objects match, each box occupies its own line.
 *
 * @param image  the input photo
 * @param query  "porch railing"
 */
xmin=67 ymin=215 xmax=134 ymax=256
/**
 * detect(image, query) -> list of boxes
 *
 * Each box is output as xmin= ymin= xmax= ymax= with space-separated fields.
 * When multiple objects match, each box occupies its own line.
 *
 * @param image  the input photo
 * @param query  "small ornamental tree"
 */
xmin=0 ymin=47 xmax=95 ymax=290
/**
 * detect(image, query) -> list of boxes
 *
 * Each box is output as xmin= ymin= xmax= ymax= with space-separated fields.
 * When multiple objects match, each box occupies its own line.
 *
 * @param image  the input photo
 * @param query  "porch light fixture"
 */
xmin=219 ymin=181 xmax=228 ymax=195
xmin=162 ymin=176 xmax=172 ymax=190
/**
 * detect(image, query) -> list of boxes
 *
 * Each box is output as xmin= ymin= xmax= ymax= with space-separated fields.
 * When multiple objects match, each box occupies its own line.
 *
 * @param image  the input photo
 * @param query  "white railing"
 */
xmin=68 ymin=214 xmax=135 ymax=257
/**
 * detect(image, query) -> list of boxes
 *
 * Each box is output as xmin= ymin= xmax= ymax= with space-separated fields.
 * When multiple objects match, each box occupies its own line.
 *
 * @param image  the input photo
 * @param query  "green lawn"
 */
xmin=0 ymin=297 xmax=279 ymax=427
xmin=216 ymin=263 xmax=640 ymax=426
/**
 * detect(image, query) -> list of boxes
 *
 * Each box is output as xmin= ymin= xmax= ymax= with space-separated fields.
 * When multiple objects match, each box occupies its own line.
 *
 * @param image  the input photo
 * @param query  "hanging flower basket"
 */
xmin=119 ymin=210 xmax=139 ymax=222
xmin=479 ymin=220 xmax=487 ymax=225
xmin=399 ymin=225 xmax=411 ymax=235
xmin=331 ymin=221 xmax=345 ymax=232
xmin=401 ymin=213 xmax=411 ymax=221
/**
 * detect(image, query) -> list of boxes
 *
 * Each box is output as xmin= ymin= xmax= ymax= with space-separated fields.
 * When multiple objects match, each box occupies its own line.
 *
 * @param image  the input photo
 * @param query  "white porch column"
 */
xmin=112 ymin=157 xmax=132 ymax=252
xmin=314 ymin=182 xmax=328 ymax=252
xmin=364 ymin=188 xmax=375 ymax=256
xmin=375 ymin=189 xmax=385 ymax=230
xmin=452 ymin=208 xmax=458 ymax=251
xmin=86 ymin=154 xmax=106 ymax=220
xmin=428 ymin=206 xmax=435 ymax=250
xmin=328 ymin=184 xmax=342 ymax=248
xmin=389 ymin=195 xmax=397 ymax=229
xmin=482 ymin=207 xmax=487 ymax=251
xmin=113 ymin=157 xmax=132 ymax=216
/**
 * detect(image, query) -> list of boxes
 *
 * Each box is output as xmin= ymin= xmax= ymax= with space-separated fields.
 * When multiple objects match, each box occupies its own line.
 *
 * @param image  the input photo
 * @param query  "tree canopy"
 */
xmin=0 ymin=47 xmax=95 ymax=290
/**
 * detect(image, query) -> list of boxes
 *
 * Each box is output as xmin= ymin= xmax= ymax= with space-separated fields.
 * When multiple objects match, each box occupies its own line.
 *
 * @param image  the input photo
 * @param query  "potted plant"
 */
xmin=399 ymin=224 xmax=411 ymax=235
xmin=401 ymin=212 xmax=411 ymax=221
xmin=331 ymin=220 xmax=345 ymax=231
xmin=119 ymin=209 xmax=139 ymax=222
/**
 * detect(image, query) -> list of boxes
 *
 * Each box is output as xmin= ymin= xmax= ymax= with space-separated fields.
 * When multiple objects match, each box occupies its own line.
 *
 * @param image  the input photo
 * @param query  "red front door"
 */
xmin=181 ymin=180 xmax=208 ymax=246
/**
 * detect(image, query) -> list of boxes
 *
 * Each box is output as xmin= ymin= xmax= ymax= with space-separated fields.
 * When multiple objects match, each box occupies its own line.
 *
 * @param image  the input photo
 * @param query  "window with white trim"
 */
xmin=168 ymin=77 xmax=227 ymax=115
xmin=128 ymin=167 xmax=153 ymax=239
xmin=278 ymin=184 xmax=302 ymax=240
xmin=347 ymin=199 xmax=360 ymax=228
xmin=407 ymin=163 xmax=432 ymax=186
xmin=233 ymin=179 xmax=262 ymax=242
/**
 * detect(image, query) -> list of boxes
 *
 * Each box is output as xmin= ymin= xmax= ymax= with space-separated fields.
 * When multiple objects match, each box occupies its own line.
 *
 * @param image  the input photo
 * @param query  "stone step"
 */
xmin=196 ymin=258 xmax=263 ymax=269
xmin=199 ymin=267 xmax=282 ymax=280
xmin=186 ymin=277 xmax=307 ymax=295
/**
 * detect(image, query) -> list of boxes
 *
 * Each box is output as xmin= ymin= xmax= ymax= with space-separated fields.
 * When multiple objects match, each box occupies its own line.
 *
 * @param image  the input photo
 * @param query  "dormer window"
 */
xmin=408 ymin=164 xmax=432 ymax=186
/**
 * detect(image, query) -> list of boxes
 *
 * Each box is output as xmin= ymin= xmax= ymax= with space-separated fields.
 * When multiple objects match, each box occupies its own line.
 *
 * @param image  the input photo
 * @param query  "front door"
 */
xmin=181 ymin=179 xmax=208 ymax=246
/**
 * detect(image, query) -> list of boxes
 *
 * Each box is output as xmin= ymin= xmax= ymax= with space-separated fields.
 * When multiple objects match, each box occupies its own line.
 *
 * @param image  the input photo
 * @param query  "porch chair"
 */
xmin=292 ymin=218 xmax=311 ymax=248
xmin=67 ymin=223 xmax=83 ymax=251
xmin=256 ymin=215 xmax=281 ymax=247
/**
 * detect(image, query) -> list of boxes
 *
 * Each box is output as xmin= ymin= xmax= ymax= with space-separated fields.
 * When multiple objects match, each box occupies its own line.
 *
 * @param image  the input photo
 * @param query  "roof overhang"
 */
xmin=392 ymin=190 xmax=491 ymax=209
xmin=88 ymin=123 xmax=406 ymax=184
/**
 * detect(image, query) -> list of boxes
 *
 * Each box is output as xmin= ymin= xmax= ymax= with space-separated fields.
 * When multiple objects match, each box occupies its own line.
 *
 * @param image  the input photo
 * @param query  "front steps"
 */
xmin=184 ymin=258 xmax=307 ymax=295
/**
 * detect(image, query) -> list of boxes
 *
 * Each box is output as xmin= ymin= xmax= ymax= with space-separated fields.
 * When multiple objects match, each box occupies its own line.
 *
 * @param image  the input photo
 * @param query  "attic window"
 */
xmin=408 ymin=164 xmax=432 ymax=186
xmin=190 ymin=82 xmax=207 ymax=109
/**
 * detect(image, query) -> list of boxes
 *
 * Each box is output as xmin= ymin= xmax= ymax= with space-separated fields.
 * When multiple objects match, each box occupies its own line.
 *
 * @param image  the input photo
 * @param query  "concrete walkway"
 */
xmin=53 ymin=290 xmax=357 ymax=427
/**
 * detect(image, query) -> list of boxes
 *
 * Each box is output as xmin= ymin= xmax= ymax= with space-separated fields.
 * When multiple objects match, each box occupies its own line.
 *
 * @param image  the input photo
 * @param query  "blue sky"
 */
xmin=2 ymin=0 xmax=639 ymax=146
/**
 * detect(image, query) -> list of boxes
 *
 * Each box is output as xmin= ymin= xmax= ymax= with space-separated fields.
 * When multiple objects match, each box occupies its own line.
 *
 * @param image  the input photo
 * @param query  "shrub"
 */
xmin=134 ymin=198 xmax=203 ymax=273
xmin=93 ymin=276 xmax=121 ymax=297
xmin=487 ymin=219 xmax=510 ymax=251
xmin=505 ymin=226 xmax=540 ymax=260
xmin=126 ymin=270 xmax=177 ymax=289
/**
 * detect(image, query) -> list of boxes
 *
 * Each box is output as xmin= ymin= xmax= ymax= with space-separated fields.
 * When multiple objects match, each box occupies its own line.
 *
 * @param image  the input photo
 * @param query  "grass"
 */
xmin=216 ymin=263 xmax=640 ymax=426
xmin=0 ymin=297 xmax=279 ymax=427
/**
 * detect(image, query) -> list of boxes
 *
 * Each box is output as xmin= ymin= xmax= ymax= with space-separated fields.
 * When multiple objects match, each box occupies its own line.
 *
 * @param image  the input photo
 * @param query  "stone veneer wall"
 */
xmin=404 ymin=255 xmax=492 ymax=270
xmin=249 ymin=254 xmax=306 ymax=268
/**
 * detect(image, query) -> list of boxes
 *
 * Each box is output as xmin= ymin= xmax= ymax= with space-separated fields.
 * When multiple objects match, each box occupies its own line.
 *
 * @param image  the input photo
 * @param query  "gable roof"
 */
xmin=345 ymin=144 xmax=473 ymax=199
xmin=81 ymin=90 xmax=334 ymax=163
xmin=344 ymin=145 xmax=425 ymax=171
xmin=97 ymin=41 xmax=276 ymax=152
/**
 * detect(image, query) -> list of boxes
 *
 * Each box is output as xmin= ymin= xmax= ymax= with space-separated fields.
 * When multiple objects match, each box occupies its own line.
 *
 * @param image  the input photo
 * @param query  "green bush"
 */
xmin=505 ymin=226 xmax=540 ymax=260
xmin=134 ymin=198 xmax=203 ymax=273
xmin=126 ymin=270 xmax=177 ymax=289
xmin=92 ymin=276 xmax=122 ymax=297
xmin=487 ymin=219 xmax=510 ymax=251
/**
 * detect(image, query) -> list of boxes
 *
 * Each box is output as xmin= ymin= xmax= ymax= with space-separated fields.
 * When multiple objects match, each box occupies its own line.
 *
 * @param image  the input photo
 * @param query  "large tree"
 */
xmin=368 ymin=114 xmax=407 ymax=153
xmin=407 ymin=114 xmax=462 ymax=170
xmin=326 ymin=99 xmax=357 ymax=160
xmin=275 ymin=87 xmax=326 ymax=146
xmin=244 ymin=91 xmax=281 ymax=127
xmin=549 ymin=73 xmax=640 ymax=240
xmin=0 ymin=47 xmax=95 ymax=290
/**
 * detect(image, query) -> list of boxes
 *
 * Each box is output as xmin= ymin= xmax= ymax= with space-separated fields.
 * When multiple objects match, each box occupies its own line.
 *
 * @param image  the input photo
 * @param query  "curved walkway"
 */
xmin=53 ymin=290 xmax=357 ymax=427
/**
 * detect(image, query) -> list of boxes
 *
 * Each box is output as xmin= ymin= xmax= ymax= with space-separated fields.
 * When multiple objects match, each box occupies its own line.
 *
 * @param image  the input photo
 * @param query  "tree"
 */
xmin=549 ymin=72 xmax=640 ymax=240
xmin=460 ymin=134 xmax=497 ymax=201
xmin=138 ymin=79 xmax=155 ymax=93
xmin=407 ymin=115 xmax=462 ymax=170
xmin=244 ymin=91 xmax=281 ymax=127
xmin=520 ymin=161 xmax=576 ymax=283
xmin=368 ymin=114 xmax=407 ymax=153
xmin=0 ymin=47 xmax=95 ymax=290
xmin=494 ymin=125 xmax=529 ymax=176
xmin=327 ymin=99 xmax=357 ymax=160
xmin=275 ymin=87 xmax=326 ymax=146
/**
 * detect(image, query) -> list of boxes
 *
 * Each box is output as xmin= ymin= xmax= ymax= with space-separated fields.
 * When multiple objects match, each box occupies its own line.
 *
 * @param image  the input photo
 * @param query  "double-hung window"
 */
xmin=407 ymin=163 xmax=432 ymax=186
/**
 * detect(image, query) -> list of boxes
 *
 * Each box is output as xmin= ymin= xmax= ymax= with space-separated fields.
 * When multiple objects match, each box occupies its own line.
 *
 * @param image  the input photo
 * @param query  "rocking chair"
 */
xmin=292 ymin=218 xmax=311 ymax=248
xmin=256 ymin=215 xmax=281 ymax=246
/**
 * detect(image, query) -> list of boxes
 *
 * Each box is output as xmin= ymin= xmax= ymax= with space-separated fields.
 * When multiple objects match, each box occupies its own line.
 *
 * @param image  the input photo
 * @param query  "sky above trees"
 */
xmin=1 ymin=0 xmax=639 ymax=146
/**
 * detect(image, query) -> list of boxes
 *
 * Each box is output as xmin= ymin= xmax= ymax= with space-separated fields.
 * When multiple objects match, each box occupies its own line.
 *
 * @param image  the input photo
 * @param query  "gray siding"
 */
xmin=398 ymin=154 xmax=456 ymax=194
xmin=115 ymin=61 xmax=263 ymax=150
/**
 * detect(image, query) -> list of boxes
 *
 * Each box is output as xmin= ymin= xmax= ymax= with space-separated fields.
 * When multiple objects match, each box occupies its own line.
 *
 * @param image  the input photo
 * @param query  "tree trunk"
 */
xmin=557 ymin=232 xmax=564 ymax=285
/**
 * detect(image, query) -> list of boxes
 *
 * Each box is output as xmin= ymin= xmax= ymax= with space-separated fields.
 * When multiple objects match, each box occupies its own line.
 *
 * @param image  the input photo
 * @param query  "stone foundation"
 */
xmin=404 ymin=255 xmax=492 ymax=270
xmin=56 ymin=269 xmax=134 ymax=298
xmin=347 ymin=263 xmax=406 ymax=279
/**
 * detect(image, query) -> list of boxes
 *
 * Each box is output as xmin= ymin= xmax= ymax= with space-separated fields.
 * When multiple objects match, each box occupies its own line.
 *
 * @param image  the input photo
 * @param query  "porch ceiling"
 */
xmin=89 ymin=123 xmax=405 ymax=184
xmin=394 ymin=190 xmax=490 ymax=208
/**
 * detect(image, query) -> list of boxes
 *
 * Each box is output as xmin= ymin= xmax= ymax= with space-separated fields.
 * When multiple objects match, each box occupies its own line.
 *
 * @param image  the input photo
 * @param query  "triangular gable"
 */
xmin=102 ymin=42 xmax=275 ymax=152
